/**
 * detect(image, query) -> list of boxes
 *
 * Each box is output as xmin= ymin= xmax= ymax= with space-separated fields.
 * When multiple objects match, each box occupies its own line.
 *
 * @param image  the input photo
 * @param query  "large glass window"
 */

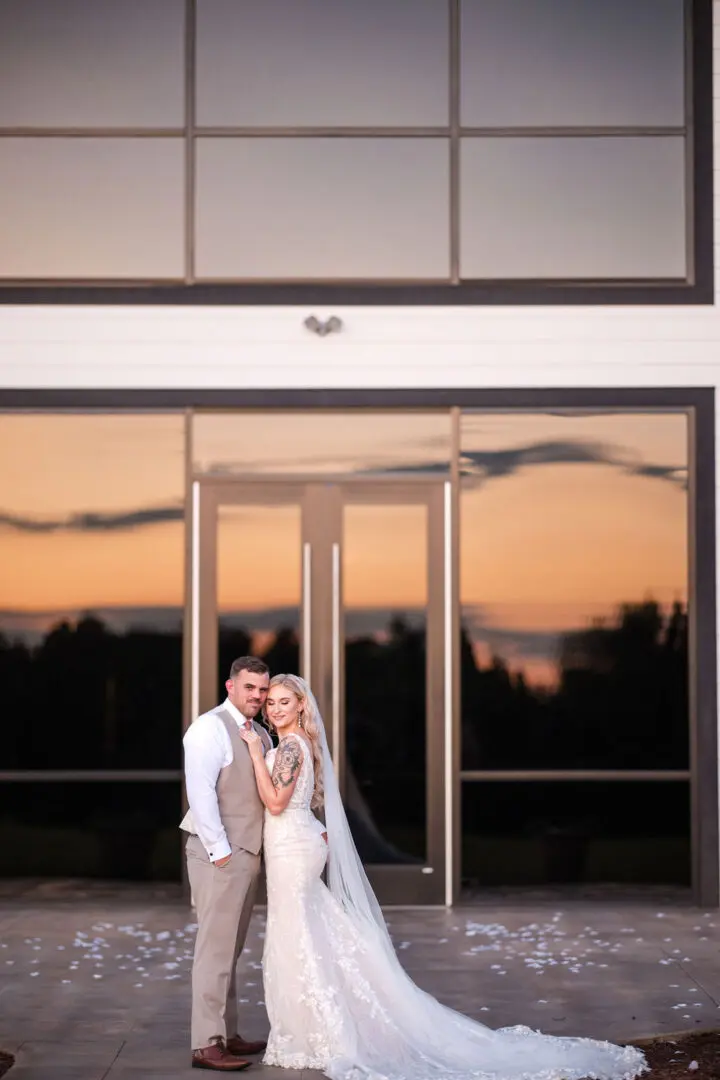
xmin=343 ymin=503 xmax=429 ymax=862
xmin=195 ymin=138 xmax=450 ymax=280
xmin=196 ymin=0 xmax=449 ymax=127
xmin=0 ymin=415 xmax=186 ymax=776
xmin=459 ymin=410 xmax=690 ymax=887
xmin=0 ymin=413 xmax=185 ymax=880
xmin=216 ymin=502 xmax=302 ymax=700
xmin=460 ymin=137 xmax=686 ymax=279
xmin=461 ymin=781 xmax=690 ymax=888
xmin=0 ymin=0 xmax=185 ymax=128
xmin=0 ymin=139 xmax=185 ymax=278
xmin=460 ymin=0 xmax=684 ymax=127
xmin=0 ymin=403 xmax=708 ymax=897
xmin=192 ymin=411 xmax=452 ymax=476
xmin=0 ymin=0 xmax=705 ymax=296
xmin=1 ymin=783 xmax=182 ymax=880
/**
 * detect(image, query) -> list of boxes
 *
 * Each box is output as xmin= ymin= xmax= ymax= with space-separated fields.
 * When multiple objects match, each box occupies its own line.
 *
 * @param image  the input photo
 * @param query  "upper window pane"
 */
xmin=0 ymin=414 xmax=186 ymax=771
xmin=0 ymin=138 xmax=185 ymax=279
xmin=460 ymin=137 xmax=686 ymax=279
xmin=0 ymin=0 xmax=185 ymax=128
xmin=192 ymin=411 xmax=451 ymax=475
xmin=459 ymin=411 xmax=689 ymax=771
xmin=195 ymin=138 xmax=450 ymax=280
xmin=461 ymin=0 xmax=685 ymax=128
xmin=196 ymin=0 xmax=448 ymax=127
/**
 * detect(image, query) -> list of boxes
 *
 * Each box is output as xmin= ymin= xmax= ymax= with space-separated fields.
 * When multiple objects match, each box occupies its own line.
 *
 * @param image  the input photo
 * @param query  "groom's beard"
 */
xmin=229 ymin=693 xmax=262 ymax=717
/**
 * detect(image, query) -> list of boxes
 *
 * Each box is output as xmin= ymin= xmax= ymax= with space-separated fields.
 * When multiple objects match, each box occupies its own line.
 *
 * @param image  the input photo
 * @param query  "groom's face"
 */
xmin=226 ymin=668 xmax=269 ymax=719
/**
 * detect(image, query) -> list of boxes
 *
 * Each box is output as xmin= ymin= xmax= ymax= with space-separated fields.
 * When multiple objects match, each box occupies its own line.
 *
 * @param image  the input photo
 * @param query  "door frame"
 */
xmin=190 ymin=475 xmax=453 ymax=905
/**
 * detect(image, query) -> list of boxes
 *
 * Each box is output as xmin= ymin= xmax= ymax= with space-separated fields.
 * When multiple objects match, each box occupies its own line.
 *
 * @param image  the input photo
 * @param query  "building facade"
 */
xmin=0 ymin=1 xmax=717 ymax=906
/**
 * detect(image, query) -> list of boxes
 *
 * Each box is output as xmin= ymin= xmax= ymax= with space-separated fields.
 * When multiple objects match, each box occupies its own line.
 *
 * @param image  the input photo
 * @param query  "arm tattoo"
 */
xmin=271 ymin=738 xmax=303 ymax=790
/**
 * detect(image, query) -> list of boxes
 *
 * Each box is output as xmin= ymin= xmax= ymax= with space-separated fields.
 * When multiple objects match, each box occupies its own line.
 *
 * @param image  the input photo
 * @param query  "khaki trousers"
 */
xmin=186 ymin=834 xmax=261 ymax=1050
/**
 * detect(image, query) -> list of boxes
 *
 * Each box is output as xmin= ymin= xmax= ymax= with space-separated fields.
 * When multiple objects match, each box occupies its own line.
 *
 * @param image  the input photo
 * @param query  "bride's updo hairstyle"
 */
xmin=267 ymin=673 xmax=324 ymax=810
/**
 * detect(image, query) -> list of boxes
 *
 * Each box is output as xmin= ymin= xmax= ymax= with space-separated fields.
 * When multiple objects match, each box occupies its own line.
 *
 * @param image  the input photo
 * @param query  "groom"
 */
xmin=181 ymin=656 xmax=273 ymax=1071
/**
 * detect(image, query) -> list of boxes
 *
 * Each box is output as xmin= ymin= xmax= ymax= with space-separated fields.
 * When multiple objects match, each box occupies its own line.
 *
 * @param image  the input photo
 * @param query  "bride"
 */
xmin=240 ymin=674 xmax=647 ymax=1080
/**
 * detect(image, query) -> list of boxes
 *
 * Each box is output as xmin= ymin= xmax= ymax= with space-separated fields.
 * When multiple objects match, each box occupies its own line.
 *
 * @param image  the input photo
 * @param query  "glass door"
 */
xmin=194 ymin=482 xmax=308 ymax=711
xmin=328 ymin=484 xmax=448 ymax=905
xmin=191 ymin=479 xmax=449 ymax=905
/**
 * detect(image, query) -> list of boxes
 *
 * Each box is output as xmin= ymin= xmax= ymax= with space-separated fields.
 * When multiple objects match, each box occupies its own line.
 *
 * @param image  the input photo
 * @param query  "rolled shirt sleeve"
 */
xmin=183 ymin=714 xmax=232 ymax=862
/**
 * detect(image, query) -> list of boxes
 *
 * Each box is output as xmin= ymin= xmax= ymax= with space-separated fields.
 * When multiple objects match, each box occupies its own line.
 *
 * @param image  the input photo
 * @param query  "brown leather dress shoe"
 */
xmin=192 ymin=1039 xmax=251 ymax=1071
xmin=226 ymin=1034 xmax=267 ymax=1056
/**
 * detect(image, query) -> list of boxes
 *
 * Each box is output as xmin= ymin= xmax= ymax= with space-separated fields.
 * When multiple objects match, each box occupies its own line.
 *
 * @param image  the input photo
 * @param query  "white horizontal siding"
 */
xmin=0 ymin=305 xmax=719 ymax=389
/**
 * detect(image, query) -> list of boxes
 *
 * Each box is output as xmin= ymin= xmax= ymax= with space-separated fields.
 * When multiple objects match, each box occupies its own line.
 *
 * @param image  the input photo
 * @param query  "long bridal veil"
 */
xmin=296 ymin=679 xmax=646 ymax=1080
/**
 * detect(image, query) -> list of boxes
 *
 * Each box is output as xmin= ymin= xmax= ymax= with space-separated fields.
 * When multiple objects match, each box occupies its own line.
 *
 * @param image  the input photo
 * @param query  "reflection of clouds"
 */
xmin=462 ymin=439 xmax=687 ymax=490
xmin=205 ymin=450 xmax=450 ymax=475
xmin=630 ymin=462 xmax=687 ymax=486
xmin=462 ymin=439 xmax=637 ymax=478
xmin=0 ymin=504 xmax=183 ymax=533
xmin=0 ymin=435 xmax=685 ymax=536
xmin=394 ymin=439 xmax=687 ymax=490
xmin=194 ymin=414 xmax=451 ymax=476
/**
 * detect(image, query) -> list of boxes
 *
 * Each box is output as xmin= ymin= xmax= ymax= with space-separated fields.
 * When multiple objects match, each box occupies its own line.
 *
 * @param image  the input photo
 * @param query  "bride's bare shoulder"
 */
xmin=277 ymin=732 xmax=305 ymax=755
xmin=270 ymin=734 xmax=306 ymax=788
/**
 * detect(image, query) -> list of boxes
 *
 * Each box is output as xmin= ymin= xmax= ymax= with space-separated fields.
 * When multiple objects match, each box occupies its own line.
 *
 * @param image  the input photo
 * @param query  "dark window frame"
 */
xmin=0 ymin=386 xmax=716 ymax=904
xmin=0 ymin=0 xmax=713 ymax=306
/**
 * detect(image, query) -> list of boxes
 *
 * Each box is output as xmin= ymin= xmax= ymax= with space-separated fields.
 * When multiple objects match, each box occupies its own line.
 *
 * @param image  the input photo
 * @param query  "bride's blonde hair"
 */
xmin=266 ymin=673 xmax=324 ymax=810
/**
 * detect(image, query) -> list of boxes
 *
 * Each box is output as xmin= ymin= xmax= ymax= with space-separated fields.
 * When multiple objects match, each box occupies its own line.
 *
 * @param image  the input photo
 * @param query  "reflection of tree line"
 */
xmin=463 ymin=599 xmax=689 ymax=771
xmin=0 ymin=600 xmax=689 ymax=878
xmin=0 ymin=598 xmax=687 ymax=775
xmin=460 ymin=600 xmax=689 ymax=885
xmin=1 ymin=616 xmax=183 ymax=769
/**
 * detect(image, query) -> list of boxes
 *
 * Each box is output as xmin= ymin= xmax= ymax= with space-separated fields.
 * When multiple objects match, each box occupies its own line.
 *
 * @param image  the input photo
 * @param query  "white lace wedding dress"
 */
xmin=261 ymin=731 xmax=646 ymax=1080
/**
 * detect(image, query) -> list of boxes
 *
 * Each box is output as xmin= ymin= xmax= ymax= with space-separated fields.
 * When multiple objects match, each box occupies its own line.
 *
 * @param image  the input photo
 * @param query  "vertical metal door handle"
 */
xmin=190 ymin=481 xmax=200 ymax=722
xmin=302 ymin=542 xmax=312 ymax=685
xmin=331 ymin=542 xmax=341 ymax=773
xmin=443 ymin=481 xmax=453 ymax=907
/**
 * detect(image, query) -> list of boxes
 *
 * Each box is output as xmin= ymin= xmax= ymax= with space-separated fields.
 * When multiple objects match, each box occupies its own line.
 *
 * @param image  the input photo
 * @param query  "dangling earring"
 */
xmin=298 ymin=711 xmax=304 ymax=728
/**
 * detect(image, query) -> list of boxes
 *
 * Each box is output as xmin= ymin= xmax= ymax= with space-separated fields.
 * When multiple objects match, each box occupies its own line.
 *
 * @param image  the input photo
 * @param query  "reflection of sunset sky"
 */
xmin=461 ymin=412 xmax=687 ymax=686
xmin=194 ymin=411 xmax=451 ymax=476
xmin=0 ymin=415 xmax=186 ymax=613
xmin=0 ymin=412 xmax=687 ymax=687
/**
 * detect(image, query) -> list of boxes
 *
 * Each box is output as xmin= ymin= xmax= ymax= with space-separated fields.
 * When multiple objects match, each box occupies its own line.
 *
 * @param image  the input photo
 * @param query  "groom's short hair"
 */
xmin=229 ymin=655 xmax=270 ymax=679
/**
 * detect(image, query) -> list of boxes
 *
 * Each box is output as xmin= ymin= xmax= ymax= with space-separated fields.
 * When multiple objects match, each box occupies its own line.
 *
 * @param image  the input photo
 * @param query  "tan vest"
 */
xmin=215 ymin=710 xmax=266 ymax=856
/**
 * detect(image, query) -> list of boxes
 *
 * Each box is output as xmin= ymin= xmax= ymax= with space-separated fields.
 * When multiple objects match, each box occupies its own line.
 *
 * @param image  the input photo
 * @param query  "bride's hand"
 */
xmin=239 ymin=728 xmax=264 ymax=758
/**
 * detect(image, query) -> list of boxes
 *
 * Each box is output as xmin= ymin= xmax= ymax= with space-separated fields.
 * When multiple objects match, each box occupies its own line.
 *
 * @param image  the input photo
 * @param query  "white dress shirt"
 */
xmin=180 ymin=698 xmax=270 ymax=862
